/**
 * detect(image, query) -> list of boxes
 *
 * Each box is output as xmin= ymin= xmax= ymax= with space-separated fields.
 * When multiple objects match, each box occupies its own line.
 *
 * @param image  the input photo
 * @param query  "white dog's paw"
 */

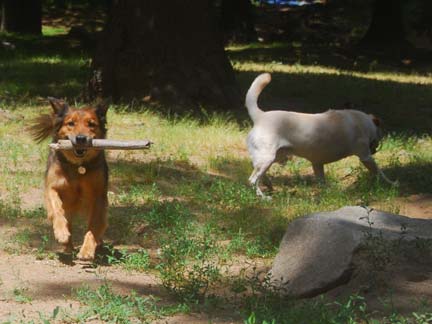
xmin=261 ymin=195 xmax=272 ymax=201
xmin=256 ymin=190 xmax=272 ymax=201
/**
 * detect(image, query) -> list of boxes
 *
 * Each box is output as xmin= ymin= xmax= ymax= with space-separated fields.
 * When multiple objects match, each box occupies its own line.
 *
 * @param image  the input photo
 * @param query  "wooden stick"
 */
xmin=49 ymin=139 xmax=152 ymax=151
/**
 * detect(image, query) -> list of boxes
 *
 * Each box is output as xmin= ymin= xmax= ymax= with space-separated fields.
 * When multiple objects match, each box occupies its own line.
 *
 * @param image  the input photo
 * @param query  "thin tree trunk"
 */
xmin=0 ymin=0 xmax=5 ymax=32
xmin=360 ymin=0 xmax=405 ymax=46
xmin=0 ymin=0 xmax=42 ymax=34
xmin=220 ymin=0 xmax=257 ymax=43
xmin=88 ymin=0 xmax=241 ymax=111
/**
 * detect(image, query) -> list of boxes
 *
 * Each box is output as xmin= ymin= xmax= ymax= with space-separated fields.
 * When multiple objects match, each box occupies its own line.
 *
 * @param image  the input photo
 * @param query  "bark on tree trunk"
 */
xmin=0 ymin=0 xmax=42 ymax=34
xmin=88 ymin=0 xmax=241 ymax=111
xmin=360 ymin=0 xmax=405 ymax=46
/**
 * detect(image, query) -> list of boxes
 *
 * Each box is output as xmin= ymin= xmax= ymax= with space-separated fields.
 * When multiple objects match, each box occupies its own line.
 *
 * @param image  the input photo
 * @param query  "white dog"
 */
xmin=245 ymin=73 xmax=395 ymax=198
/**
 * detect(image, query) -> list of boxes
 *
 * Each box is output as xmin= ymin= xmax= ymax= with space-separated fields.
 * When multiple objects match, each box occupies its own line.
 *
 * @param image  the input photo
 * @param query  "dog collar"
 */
xmin=55 ymin=151 xmax=105 ymax=176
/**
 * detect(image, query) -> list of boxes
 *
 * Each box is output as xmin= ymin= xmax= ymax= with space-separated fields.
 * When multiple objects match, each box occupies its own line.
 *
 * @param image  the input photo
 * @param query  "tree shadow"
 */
xmin=105 ymin=157 xmax=288 ymax=251
xmin=379 ymin=161 xmax=432 ymax=196
xmin=1 ymin=30 xmax=431 ymax=136
xmin=235 ymin=70 xmax=432 ymax=134
xmin=228 ymin=41 xmax=432 ymax=75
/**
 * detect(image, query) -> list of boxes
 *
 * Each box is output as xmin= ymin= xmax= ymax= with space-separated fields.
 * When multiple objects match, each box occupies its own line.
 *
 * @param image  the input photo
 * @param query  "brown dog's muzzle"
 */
xmin=68 ymin=134 xmax=92 ymax=158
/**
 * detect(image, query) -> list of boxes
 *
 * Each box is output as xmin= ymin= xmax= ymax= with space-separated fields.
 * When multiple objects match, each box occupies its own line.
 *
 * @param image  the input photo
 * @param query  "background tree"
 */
xmin=220 ymin=0 xmax=257 ymax=43
xmin=0 ymin=0 xmax=42 ymax=35
xmin=359 ymin=0 xmax=406 ymax=48
xmin=411 ymin=0 xmax=432 ymax=44
xmin=88 ymin=0 xmax=241 ymax=110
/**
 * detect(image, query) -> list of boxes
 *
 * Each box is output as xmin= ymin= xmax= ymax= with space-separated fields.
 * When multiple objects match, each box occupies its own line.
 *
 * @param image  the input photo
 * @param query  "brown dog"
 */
xmin=30 ymin=98 xmax=109 ymax=260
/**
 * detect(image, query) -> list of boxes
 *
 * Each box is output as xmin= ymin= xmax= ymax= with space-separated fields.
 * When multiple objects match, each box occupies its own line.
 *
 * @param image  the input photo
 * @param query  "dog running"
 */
xmin=245 ymin=73 xmax=396 ymax=198
xmin=30 ymin=98 xmax=109 ymax=260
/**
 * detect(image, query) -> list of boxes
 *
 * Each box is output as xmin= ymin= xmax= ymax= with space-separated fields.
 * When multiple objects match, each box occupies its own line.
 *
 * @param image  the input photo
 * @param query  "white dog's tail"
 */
xmin=245 ymin=73 xmax=271 ymax=123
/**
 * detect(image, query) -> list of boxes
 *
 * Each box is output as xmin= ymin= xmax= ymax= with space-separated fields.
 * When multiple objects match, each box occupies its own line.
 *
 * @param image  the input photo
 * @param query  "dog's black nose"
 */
xmin=75 ymin=135 xmax=87 ymax=145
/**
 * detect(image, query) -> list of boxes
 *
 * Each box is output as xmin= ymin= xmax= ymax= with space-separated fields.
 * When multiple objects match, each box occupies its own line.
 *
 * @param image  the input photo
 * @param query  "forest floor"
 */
xmin=1 ymin=2 xmax=432 ymax=323
xmin=0 ymin=108 xmax=431 ymax=323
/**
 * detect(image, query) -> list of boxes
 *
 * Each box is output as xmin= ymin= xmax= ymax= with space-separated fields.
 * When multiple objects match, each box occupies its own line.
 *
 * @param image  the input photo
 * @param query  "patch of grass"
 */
xmin=157 ymin=223 xmax=222 ymax=302
xmin=122 ymin=248 xmax=151 ymax=272
xmin=42 ymin=25 xmax=69 ymax=36
xmin=71 ymin=284 xmax=181 ymax=324
xmin=0 ymin=198 xmax=21 ymax=220
xmin=242 ymin=290 xmax=370 ymax=324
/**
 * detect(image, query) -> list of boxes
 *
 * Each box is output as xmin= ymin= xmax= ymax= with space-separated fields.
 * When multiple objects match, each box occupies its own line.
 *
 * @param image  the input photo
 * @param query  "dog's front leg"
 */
xmin=77 ymin=196 xmax=108 ymax=261
xmin=360 ymin=157 xmax=397 ymax=186
xmin=46 ymin=188 xmax=72 ymax=251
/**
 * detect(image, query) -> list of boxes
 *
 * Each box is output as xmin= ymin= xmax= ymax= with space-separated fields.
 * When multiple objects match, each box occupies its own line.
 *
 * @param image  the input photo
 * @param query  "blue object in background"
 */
xmin=262 ymin=0 xmax=317 ymax=6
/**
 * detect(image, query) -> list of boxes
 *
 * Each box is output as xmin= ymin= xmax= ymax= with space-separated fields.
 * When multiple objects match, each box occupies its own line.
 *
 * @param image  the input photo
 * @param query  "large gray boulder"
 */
xmin=269 ymin=206 xmax=432 ymax=298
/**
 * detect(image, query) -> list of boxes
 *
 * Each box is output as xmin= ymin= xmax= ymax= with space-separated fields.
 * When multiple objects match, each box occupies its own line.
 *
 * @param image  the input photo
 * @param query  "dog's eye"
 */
xmin=67 ymin=121 xmax=75 ymax=127
xmin=88 ymin=121 xmax=97 ymax=128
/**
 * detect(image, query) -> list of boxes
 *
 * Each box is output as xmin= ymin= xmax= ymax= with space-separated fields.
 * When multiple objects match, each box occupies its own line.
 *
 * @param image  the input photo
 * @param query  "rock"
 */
xmin=269 ymin=206 xmax=432 ymax=298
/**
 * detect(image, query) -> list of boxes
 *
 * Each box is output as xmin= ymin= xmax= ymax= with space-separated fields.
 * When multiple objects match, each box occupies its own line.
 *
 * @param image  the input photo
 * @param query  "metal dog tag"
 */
xmin=78 ymin=166 xmax=86 ymax=175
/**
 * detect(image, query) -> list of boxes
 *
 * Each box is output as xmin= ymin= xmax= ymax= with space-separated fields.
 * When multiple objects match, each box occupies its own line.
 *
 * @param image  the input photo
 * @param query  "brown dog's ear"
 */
xmin=371 ymin=114 xmax=381 ymax=127
xmin=95 ymin=99 xmax=109 ymax=134
xmin=95 ymin=101 xmax=109 ymax=118
xmin=48 ymin=97 xmax=69 ymax=116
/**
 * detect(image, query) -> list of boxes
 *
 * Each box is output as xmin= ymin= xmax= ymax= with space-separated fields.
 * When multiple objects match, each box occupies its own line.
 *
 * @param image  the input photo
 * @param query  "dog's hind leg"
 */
xmin=312 ymin=163 xmax=325 ymax=181
xmin=360 ymin=156 xmax=397 ymax=186
xmin=249 ymin=156 xmax=275 ymax=199
xmin=78 ymin=197 xmax=108 ymax=261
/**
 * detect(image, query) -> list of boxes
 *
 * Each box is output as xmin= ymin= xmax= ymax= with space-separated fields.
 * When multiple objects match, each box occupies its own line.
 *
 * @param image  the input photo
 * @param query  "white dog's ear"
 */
xmin=370 ymin=114 xmax=381 ymax=127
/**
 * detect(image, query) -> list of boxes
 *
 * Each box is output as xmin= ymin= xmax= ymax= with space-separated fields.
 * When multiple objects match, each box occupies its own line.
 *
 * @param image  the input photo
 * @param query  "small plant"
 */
xmin=122 ymin=249 xmax=151 ymax=271
xmin=13 ymin=287 xmax=32 ymax=304
xmin=157 ymin=224 xmax=221 ymax=302
xmin=244 ymin=312 xmax=276 ymax=324
xmin=361 ymin=207 xmax=396 ymax=272
xmin=37 ymin=306 xmax=61 ymax=324
xmin=412 ymin=312 xmax=432 ymax=324
xmin=36 ymin=234 xmax=50 ymax=260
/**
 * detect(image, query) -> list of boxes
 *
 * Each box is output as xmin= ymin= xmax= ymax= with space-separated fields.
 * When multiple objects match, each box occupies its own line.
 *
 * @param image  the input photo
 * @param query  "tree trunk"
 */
xmin=0 ymin=0 xmax=42 ymax=34
xmin=88 ymin=0 xmax=241 ymax=111
xmin=360 ymin=0 xmax=405 ymax=46
xmin=0 ymin=0 xmax=5 ymax=31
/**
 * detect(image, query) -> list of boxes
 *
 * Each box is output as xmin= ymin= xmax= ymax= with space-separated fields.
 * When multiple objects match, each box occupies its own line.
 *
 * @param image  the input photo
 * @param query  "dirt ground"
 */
xmin=0 ymin=250 xmax=242 ymax=323
xmin=0 ymin=192 xmax=431 ymax=322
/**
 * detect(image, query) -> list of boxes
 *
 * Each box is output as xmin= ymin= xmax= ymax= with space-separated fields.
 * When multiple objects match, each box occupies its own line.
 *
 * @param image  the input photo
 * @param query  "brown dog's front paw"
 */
xmin=77 ymin=231 xmax=98 ymax=260
xmin=77 ymin=247 xmax=95 ymax=261
xmin=54 ymin=228 xmax=71 ymax=245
